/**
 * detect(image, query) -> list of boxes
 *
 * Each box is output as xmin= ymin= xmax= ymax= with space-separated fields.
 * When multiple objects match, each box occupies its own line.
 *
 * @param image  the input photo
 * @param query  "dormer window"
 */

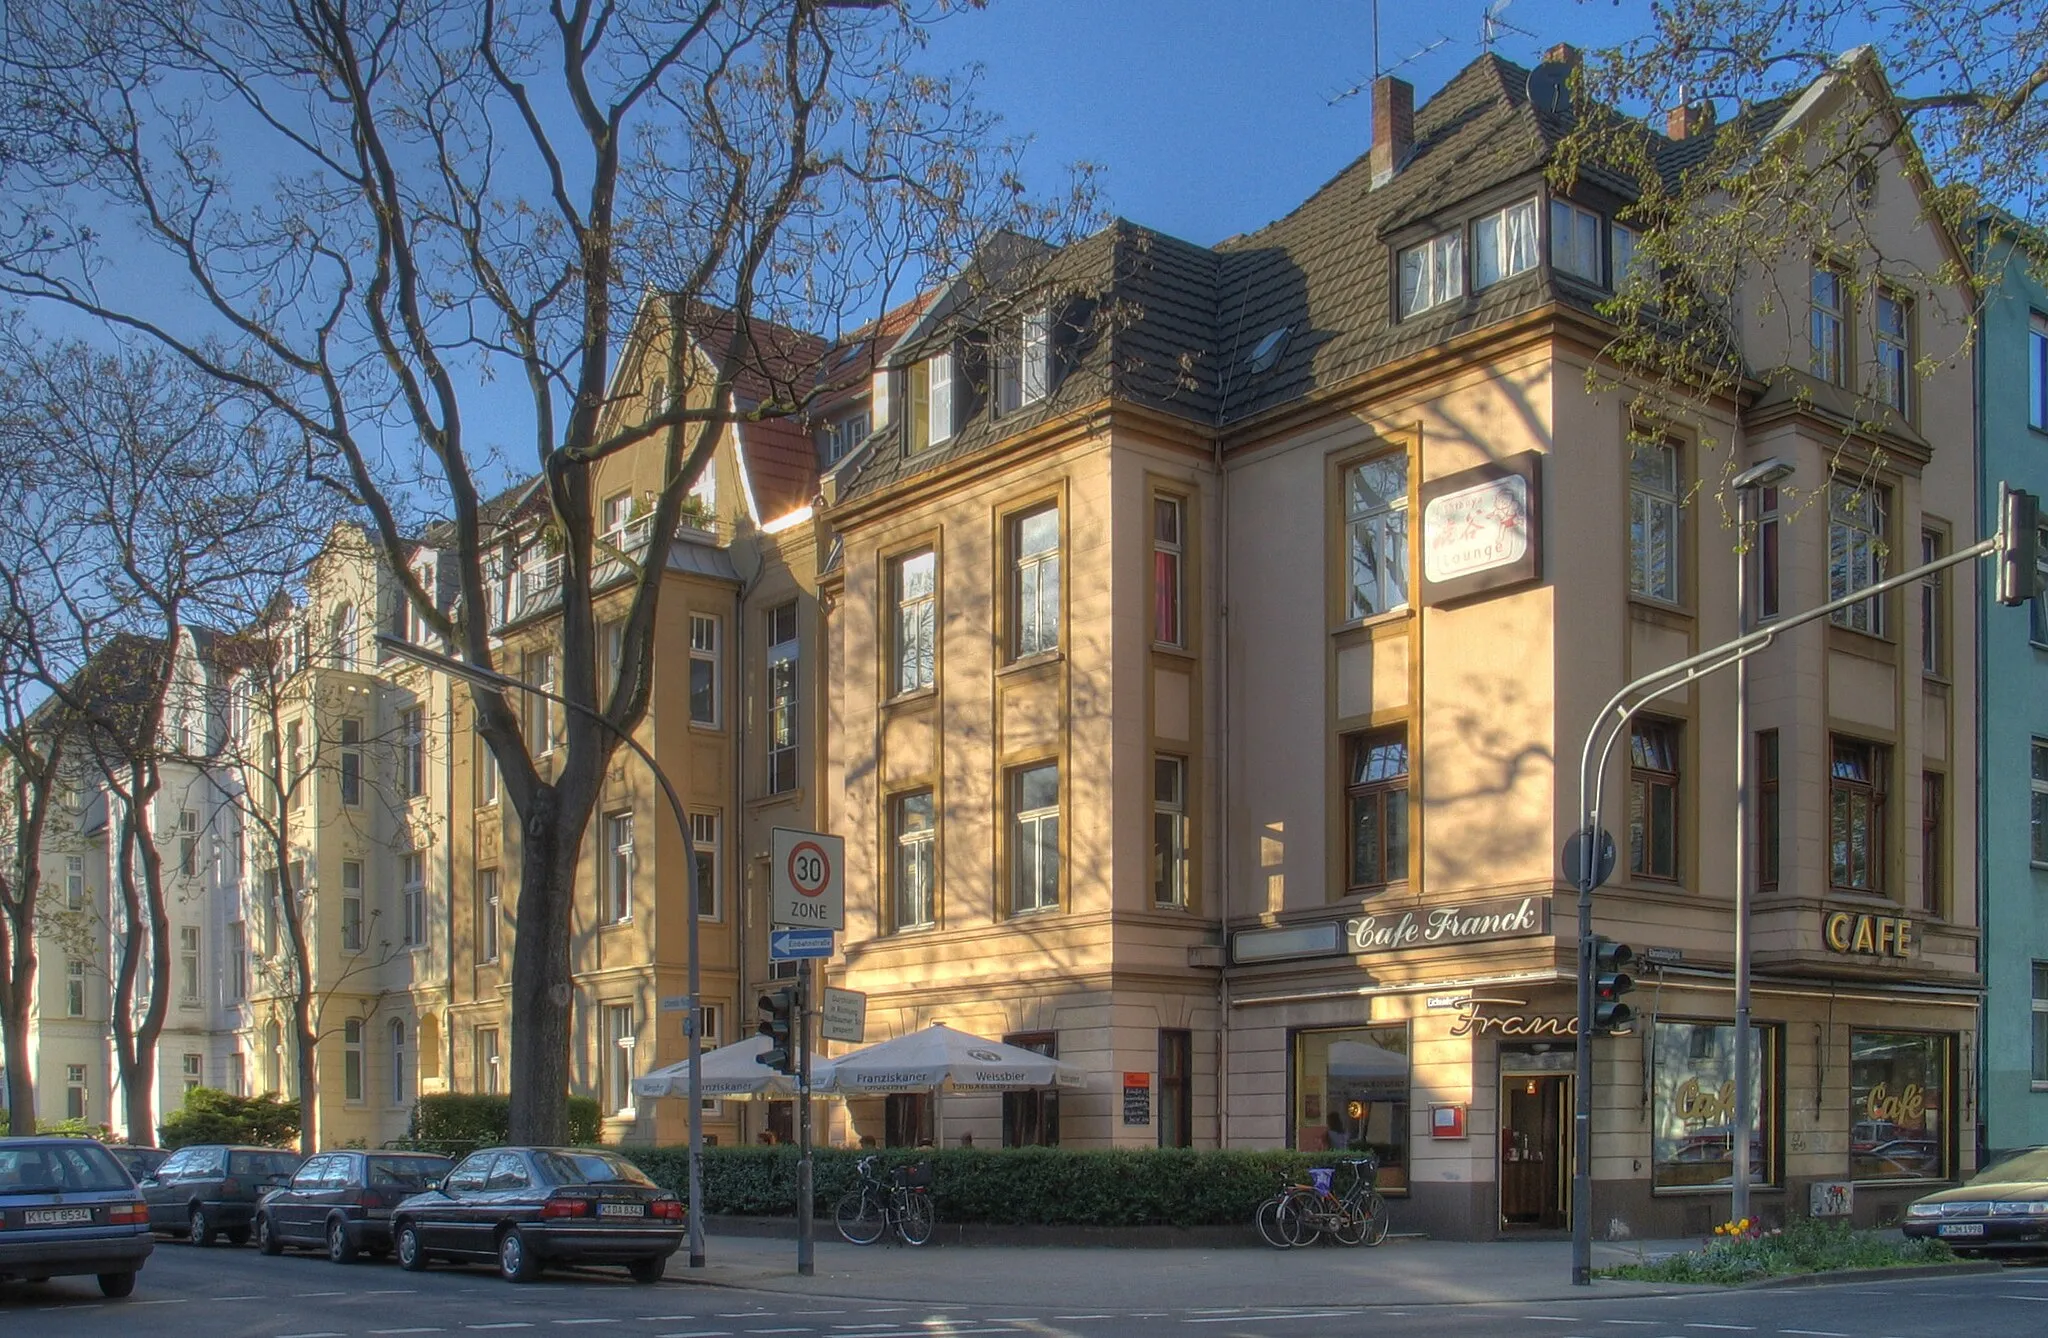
xmin=1397 ymin=230 xmax=1463 ymax=318
xmin=821 ymin=410 xmax=871 ymax=464
xmin=1550 ymin=199 xmax=1604 ymax=283
xmin=994 ymin=308 xmax=1052 ymax=417
xmin=907 ymin=349 xmax=955 ymax=453
xmin=601 ymin=491 xmax=632 ymax=540
xmin=1475 ymin=199 xmax=1539 ymax=289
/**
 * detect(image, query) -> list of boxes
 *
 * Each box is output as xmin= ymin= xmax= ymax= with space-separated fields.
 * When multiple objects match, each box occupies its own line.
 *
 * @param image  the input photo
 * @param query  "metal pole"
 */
xmin=1571 ymin=841 xmax=1595 ymax=1286
xmin=797 ymin=959 xmax=815 ymax=1276
xmin=374 ymin=635 xmax=705 ymax=1266
xmin=1732 ymin=488 xmax=1755 ymax=1224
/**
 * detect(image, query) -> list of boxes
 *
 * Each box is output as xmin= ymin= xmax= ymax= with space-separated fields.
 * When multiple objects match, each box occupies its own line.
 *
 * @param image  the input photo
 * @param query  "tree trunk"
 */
xmin=507 ymin=784 xmax=584 ymax=1145
xmin=110 ymin=787 xmax=172 ymax=1145
xmin=294 ymin=996 xmax=318 ymax=1152
xmin=0 ymin=946 xmax=35 ymax=1133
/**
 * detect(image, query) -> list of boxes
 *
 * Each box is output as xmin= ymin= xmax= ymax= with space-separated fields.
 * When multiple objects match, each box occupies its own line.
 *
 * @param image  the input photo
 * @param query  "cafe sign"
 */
xmin=1345 ymin=894 xmax=1550 ymax=955
xmin=1822 ymin=910 xmax=1914 ymax=959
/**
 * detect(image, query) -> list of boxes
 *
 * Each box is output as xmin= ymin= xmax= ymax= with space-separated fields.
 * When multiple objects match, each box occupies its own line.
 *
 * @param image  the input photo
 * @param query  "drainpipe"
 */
xmin=1213 ymin=431 xmax=1232 ymax=1149
xmin=1973 ymin=217 xmax=1991 ymax=1165
xmin=443 ymin=665 xmax=458 ymax=1107
xmin=733 ymin=572 xmax=749 ymax=1142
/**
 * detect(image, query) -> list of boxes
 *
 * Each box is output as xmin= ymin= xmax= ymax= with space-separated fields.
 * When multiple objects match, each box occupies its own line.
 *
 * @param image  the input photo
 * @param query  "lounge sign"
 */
xmin=1822 ymin=910 xmax=1914 ymax=959
xmin=1345 ymin=894 xmax=1550 ymax=955
xmin=1419 ymin=451 xmax=1543 ymax=606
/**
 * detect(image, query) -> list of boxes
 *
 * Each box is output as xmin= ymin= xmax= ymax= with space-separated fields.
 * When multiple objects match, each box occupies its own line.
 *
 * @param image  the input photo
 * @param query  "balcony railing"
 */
xmin=515 ymin=555 xmax=563 ymax=619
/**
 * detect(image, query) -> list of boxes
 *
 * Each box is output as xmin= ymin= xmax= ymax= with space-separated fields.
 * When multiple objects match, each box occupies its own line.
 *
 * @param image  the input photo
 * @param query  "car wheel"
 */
xmin=627 ymin=1256 xmax=665 ymax=1285
xmin=189 ymin=1205 xmax=216 ymax=1247
xmin=395 ymin=1221 xmax=430 ymax=1272
xmin=327 ymin=1217 xmax=359 ymax=1264
xmin=498 ymin=1227 xmax=542 ymax=1284
xmin=97 ymin=1271 xmax=137 ymax=1299
xmin=256 ymin=1213 xmax=284 ymax=1256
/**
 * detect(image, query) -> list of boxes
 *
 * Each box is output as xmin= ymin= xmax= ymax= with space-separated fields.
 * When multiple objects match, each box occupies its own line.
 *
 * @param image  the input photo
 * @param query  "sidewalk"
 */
xmin=663 ymin=1232 xmax=1710 ymax=1307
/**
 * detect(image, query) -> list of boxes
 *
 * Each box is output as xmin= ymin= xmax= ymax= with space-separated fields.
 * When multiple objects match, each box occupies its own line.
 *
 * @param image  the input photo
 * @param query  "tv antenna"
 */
xmin=1329 ymin=32 xmax=1453 ymax=105
xmin=1481 ymin=0 xmax=1537 ymax=51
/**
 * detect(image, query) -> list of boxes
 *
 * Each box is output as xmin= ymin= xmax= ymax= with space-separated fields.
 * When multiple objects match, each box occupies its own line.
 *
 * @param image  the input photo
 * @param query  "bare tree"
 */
xmin=0 ymin=0 xmax=1080 ymax=1139
xmin=1 ymin=338 xmax=329 ymax=1142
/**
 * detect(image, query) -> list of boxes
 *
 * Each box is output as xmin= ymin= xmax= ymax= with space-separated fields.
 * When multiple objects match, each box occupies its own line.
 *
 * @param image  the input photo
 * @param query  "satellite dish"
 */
xmin=1526 ymin=61 xmax=1571 ymax=117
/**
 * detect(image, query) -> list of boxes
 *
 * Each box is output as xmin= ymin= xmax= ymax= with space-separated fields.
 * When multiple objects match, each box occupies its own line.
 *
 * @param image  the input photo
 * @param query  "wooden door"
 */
xmin=1500 ymin=1075 xmax=1569 ymax=1229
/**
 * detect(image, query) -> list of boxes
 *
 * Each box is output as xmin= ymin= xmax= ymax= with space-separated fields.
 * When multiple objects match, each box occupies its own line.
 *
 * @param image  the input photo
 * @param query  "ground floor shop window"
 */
xmin=1651 ymin=1020 xmax=1778 ymax=1190
xmin=1002 ymin=1032 xmax=1059 ymax=1146
xmin=1850 ymin=1030 xmax=1950 ymax=1181
xmin=884 ymin=1093 xmax=932 ymax=1147
xmin=1291 ymin=1026 xmax=1408 ymax=1192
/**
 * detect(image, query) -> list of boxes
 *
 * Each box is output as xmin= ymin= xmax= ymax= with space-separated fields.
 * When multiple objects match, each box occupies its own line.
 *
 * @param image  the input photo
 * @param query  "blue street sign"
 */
xmin=770 ymin=927 xmax=834 ymax=960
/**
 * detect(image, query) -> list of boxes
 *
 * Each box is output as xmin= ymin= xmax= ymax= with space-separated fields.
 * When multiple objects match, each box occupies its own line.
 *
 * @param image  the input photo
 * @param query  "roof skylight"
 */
xmin=1247 ymin=325 xmax=1292 ymax=374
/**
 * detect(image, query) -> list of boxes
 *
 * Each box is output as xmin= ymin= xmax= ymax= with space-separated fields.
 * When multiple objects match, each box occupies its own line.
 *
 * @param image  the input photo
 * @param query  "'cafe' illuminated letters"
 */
xmin=1822 ymin=911 xmax=1914 ymax=960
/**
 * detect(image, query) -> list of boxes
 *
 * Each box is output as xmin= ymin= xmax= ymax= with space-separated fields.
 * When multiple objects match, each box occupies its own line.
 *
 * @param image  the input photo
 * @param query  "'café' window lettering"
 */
xmin=1650 ymin=1020 xmax=1777 ymax=1190
xmin=1849 ymin=1030 xmax=1949 ymax=1182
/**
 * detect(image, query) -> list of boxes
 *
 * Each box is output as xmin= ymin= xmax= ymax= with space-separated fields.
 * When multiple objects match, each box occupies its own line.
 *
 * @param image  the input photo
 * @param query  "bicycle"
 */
xmin=834 ymin=1155 xmax=936 ymax=1246
xmin=1282 ymin=1155 xmax=1389 ymax=1248
xmin=1254 ymin=1173 xmax=1301 ymax=1249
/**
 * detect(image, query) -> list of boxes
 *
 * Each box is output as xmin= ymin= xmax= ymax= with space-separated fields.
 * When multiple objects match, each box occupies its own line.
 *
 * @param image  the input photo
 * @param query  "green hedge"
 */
xmin=160 ymin=1088 xmax=301 ymax=1149
xmin=405 ymin=1093 xmax=602 ymax=1155
xmin=626 ymin=1146 xmax=1374 ymax=1228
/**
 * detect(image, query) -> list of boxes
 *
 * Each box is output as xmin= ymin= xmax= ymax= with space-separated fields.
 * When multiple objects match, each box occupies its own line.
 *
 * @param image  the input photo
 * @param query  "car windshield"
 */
xmin=230 ymin=1151 xmax=303 ymax=1180
xmin=368 ymin=1156 xmax=451 ymax=1190
xmin=534 ymin=1151 xmax=655 ymax=1187
xmin=1970 ymin=1147 xmax=2048 ymax=1185
xmin=0 ymin=1144 xmax=134 ymax=1194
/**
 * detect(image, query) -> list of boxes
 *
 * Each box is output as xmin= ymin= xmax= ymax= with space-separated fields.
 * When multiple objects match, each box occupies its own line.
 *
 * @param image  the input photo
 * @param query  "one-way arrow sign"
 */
xmin=770 ymin=927 xmax=834 ymax=960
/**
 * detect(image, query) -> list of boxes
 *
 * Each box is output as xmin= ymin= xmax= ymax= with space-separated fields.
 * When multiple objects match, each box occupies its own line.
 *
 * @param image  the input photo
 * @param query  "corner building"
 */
xmin=820 ymin=49 xmax=1982 ymax=1238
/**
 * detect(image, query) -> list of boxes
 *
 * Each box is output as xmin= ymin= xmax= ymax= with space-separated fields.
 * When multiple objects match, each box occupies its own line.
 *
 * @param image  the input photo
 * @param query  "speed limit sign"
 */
xmin=771 ymin=827 xmax=845 ymax=930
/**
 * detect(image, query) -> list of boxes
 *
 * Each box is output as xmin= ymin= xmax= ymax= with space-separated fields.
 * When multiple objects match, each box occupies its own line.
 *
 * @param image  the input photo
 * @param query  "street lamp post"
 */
xmin=1729 ymin=458 xmax=1795 ymax=1226
xmin=378 ymin=634 xmax=706 ymax=1269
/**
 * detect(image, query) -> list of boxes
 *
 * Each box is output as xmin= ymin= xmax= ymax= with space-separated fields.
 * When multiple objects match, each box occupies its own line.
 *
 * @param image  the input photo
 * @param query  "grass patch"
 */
xmin=1601 ymin=1219 xmax=1954 ymax=1284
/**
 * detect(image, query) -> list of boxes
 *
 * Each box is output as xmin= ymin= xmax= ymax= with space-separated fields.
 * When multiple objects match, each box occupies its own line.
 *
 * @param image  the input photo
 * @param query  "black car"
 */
xmin=105 ymin=1145 xmax=170 ymax=1184
xmin=257 ymin=1150 xmax=453 ymax=1263
xmin=0 ymin=1137 xmax=155 ymax=1297
xmin=389 ymin=1146 xmax=684 ymax=1283
xmin=140 ymin=1144 xmax=303 ymax=1246
xmin=1903 ymin=1145 xmax=2048 ymax=1256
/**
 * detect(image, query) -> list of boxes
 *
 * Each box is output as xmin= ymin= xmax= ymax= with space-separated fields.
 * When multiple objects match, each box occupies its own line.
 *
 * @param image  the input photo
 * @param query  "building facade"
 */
xmin=817 ymin=48 xmax=1985 ymax=1238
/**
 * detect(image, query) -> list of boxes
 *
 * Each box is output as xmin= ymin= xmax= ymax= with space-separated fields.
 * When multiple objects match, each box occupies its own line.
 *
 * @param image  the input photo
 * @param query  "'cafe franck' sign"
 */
xmin=1345 ymin=894 xmax=1551 ymax=954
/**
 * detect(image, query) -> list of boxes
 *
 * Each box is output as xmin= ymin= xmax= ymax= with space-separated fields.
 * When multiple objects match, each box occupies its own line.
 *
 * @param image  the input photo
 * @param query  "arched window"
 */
xmin=330 ymin=604 xmax=359 ymax=670
xmin=390 ymin=1018 xmax=409 ymax=1107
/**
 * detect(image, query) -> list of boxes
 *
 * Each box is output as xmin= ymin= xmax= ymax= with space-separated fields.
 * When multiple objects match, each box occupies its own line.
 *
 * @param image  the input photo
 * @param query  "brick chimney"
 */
xmin=1543 ymin=43 xmax=1581 ymax=69
xmin=1667 ymin=101 xmax=1717 ymax=141
xmin=1371 ymin=75 xmax=1414 ymax=188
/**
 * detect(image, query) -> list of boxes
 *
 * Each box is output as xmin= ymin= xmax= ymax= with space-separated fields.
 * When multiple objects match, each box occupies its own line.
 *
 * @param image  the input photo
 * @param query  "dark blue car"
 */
xmin=0 ymin=1137 xmax=155 ymax=1297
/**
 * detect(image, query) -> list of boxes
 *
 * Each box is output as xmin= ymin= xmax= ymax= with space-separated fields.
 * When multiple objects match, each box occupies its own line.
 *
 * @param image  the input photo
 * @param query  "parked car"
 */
xmin=389 ymin=1146 xmax=685 ymax=1283
xmin=104 ymin=1145 xmax=170 ymax=1184
xmin=0 ymin=1136 xmax=155 ymax=1297
xmin=256 ymin=1150 xmax=453 ymax=1263
xmin=1903 ymin=1145 xmax=2048 ymax=1256
xmin=140 ymin=1144 xmax=303 ymax=1246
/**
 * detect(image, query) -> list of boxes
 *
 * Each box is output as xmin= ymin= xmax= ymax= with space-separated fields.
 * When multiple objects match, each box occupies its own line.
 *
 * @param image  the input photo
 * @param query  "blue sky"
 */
xmin=921 ymin=0 xmax=1649 ymax=248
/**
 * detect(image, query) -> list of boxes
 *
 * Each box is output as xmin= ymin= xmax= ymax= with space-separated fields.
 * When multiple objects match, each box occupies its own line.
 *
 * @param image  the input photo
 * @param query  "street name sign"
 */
xmin=770 ymin=927 xmax=834 ymax=960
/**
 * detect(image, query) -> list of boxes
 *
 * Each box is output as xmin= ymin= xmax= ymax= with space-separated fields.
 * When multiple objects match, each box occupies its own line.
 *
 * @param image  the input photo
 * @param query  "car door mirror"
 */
xmin=138 ymin=1176 xmax=159 ymax=1188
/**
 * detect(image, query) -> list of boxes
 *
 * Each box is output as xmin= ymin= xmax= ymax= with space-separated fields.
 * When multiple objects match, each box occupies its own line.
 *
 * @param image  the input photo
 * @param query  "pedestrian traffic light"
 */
xmin=757 ymin=986 xmax=798 ymax=1075
xmin=1997 ymin=486 xmax=2042 ymax=607
xmin=1592 ymin=937 xmax=1635 ymax=1035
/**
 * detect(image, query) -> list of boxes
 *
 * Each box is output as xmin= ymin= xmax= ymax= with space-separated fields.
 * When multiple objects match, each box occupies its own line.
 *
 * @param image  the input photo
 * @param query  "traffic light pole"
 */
xmin=797 ymin=961 xmax=814 ymax=1277
xmin=1566 ymin=515 xmax=2016 ymax=1285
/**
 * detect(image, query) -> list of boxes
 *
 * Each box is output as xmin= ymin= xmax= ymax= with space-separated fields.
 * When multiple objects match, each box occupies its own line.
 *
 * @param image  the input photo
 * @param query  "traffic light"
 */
xmin=1592 ymin=937 xmax=1635 ymax=1035
xmin=757 ymin=986 xmax=798 ymax=1074
xmin=1997 ymin=486 xmax=2042 ymax=607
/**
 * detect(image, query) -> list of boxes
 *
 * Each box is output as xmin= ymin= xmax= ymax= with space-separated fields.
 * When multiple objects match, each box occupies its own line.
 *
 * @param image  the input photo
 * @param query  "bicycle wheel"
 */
xmin=1281 ymin=1188 xmax=1324 ymax=1246
xmin=1358 ymin=1190 xmax=1390 ymax=1246
xmin=835 ymin=1188 xmax=886 ymax=1245
xmin=1254 ymin=1194 xmax=1294 ymax=1249
xmin=896 ymin=1190 xmax=935 ymax=1246
xmin=1328 ymin=1198 xmax=1368 ymax=1247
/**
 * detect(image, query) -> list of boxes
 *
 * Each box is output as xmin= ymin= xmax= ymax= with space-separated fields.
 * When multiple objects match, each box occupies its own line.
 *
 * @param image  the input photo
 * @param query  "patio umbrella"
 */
xmin=633 ymin=1033 xmax=836 ymax=1101
xmin=819 ymin=1023 xmax=1086 ymax=1094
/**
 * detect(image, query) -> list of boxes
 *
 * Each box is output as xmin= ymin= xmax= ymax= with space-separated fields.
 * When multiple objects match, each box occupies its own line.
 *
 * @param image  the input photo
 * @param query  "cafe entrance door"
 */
xmin=1499 ymin=1071 xmax=1571 ymax=1230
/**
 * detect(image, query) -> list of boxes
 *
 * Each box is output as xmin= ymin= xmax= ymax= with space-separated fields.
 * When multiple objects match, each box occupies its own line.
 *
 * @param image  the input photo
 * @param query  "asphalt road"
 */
xmin=5 ymin=1236 xmax=2048 ymax=1338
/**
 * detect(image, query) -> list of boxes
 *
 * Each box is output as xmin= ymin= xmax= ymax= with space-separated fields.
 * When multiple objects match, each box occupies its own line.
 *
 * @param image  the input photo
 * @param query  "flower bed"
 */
xmin=1601 ymin=1217 xmax=1954 ymax=1284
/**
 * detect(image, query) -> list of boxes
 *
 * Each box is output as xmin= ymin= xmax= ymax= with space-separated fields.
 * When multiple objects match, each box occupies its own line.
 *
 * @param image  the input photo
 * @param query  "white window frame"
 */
xmin=1812 ymin=265 xmax=1846 ymax=384
xmin=405 ymin=559 xmax=437 ymax=646
xmin=228 ymin=920 xmax=247 ymax=1001
xmin=477 ymin=1027 xmax=502 ymax=1095
xmin=1876 ymin=289 xmax=1911 ymax=415
xmin=178 ymin=924 xmax=201 ymax=1005
xmin=390 ymin=1017 xmax=408 ymax=1107
xmin=604 ymin=1002 xmax=637 ymax=1118
xmin=927 ymin=350 xmax=955 ymax=447
xmin=1154 ymin=755 xmax=1189 ymax=909
xmin=892 ymin=790 xmax=936 ymax=932
xmin=1154 ymin=496 xmax=1184 ymax=647
xmin=403 ymin=707 xmax=425 ymax=797
xmin=1345 ymin=454 xmax=1410 ymax=620
xmin=766 ymin=603 xmax=799 ymax=795
xmin=1397 ymin=229 xmax=1464 ymax=318
xmin=1476 ymin=197 xmax=1539 ymax=289
xmin=476 ymin=732 xmax=500 ymax=807
xmin=179 ymin=808 xmax=200 ymax=877
xmin=343 ymin=1018 xmax=365 ymax=1103
xmin=601 ymin=490 xmax=632 ymax=541
xmin=340 ymin=718 xmax=363 ymax=807
xmin=1629 ymin=439 xmax=1682 ymax=604
xmin=995 ymin=307 xmax=1053 ymax=415
xmin=66 ymin=958 xmax=85 ymax=1017
xmin=1010 ymin=762 xmax=1061 ymax=916
xmin=1548 ymin=197 xmax=1602 ymax=284
xmin=525 ymin=651 xmax=556 ymax=754
xmin=697 ymin=1003 xmax=724 ymax=1114
xmin=1611 ymin=222 xmax=1639 ymax=287
xmin=688 ymin=614 xmax=720 ymax=727
xmin=182 ymin=1052 xmax=203 ymax=1095
xmin=893 ymin=549 xmax=937 ymax=696
xmin=605 ymin=810 xmax=635 ymax=924
xmin=66 ymin=1065 xmax=86 ymax=1122
xmin=1012 ymin=506 xmax=1061 ymax=659
xmin=2031 ymin=312 xmax=2048 ymax=431
xmin=403 ymin=851 xmax=426 ymax=948
xmin=66 ymin=854 xmax=84 ymax=911
xmin=2033 ymin=961 xmax=2048 ymax=1089
xmin=477 ymin=868 xmax=500 ymax=963
xmin=692 ymin=812 xmax=721 ymax=921
xmin=341 ymin=859 xmax=365 ymax=953
xmin=1829 ymin=481 xmax=1887 ymax=636
xmin=2032 ymin=740 xmax=2048 ymax=868
xmin=331 ymin=603 xmax=359 ymax=670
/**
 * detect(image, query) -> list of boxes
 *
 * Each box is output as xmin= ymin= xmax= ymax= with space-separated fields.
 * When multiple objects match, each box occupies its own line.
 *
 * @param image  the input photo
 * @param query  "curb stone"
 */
xmin=1735 ymin=1259 xmax=2006 ymax=1289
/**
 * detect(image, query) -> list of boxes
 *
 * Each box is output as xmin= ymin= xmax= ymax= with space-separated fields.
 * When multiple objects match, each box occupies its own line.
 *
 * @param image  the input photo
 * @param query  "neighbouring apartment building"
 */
xmin=1974 ymin=219 xmax=2048 ymax=1162
xmin=816 ymin=46 xmax=1984 ymax=1239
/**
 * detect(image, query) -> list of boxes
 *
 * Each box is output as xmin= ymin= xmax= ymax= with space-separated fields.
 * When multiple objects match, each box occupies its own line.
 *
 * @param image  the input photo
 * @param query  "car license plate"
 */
xmin=23 ymin=1207 xmax=93 ymax=1226
xmin=1937 ymin=1222 xmax=1985 ymax=1237
xmin=597 ymin=1202 xmax=646 ymax=1217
